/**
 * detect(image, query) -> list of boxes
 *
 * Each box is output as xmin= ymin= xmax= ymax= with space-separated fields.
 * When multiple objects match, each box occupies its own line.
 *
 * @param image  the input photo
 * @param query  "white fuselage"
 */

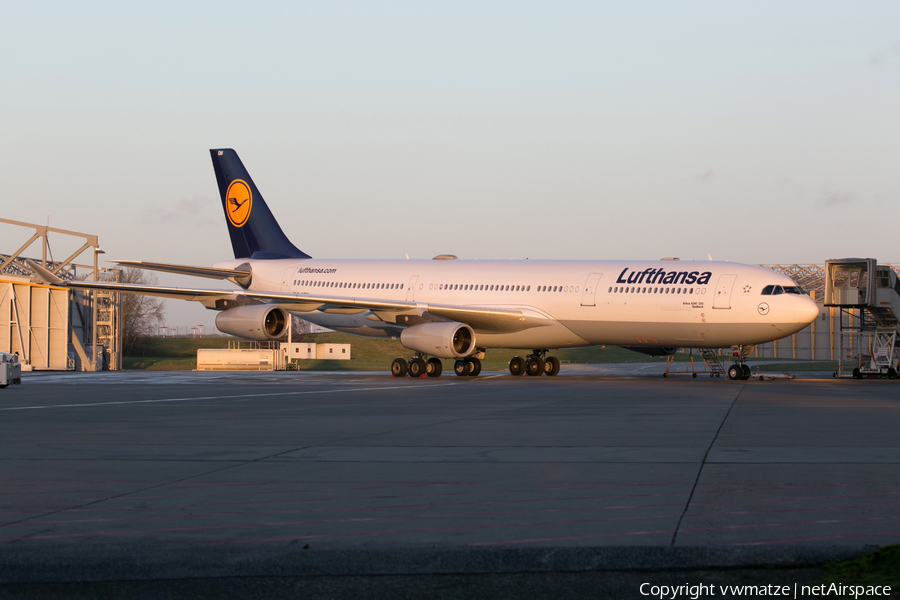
xmin=214 ymin=258 xmax=819 ymax=351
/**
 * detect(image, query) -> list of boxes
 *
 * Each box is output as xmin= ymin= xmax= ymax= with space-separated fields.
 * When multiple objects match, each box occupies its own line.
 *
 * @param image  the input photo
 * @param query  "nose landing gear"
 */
xmin=727 ymin=345 xmax=753 ymax=380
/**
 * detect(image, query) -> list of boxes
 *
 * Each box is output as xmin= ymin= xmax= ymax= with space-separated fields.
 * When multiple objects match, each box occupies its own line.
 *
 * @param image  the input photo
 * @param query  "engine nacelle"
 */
xmin=215 ymin=305 xmax=288 ymax=341
xmin=400 ymin=322 xmax=476 ymax=359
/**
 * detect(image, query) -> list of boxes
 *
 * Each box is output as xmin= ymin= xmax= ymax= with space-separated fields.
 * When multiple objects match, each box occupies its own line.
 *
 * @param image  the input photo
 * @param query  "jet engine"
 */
xmin=215 ymin=305 xmax=288 ymax=341
xmin=400 ymin=322 xmax=476 ymax=359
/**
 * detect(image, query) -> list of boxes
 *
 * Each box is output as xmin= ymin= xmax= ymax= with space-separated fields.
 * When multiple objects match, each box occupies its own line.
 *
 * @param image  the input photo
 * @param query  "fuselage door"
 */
xmin=712 ymin=274 xmax=737 ymax=309
xmin=581 ymin=273 xmax=603 ymax=307
xmin=406 ymin=275 xmax=419 ymax=302
xmin=282 ymin=267 xmax=295 ymax=293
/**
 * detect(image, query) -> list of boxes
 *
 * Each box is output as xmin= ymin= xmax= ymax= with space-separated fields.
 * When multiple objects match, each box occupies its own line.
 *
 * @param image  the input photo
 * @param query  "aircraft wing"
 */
xmin=62 ymin=280 xmax=549 ymax=333
xmin=422 ymin=304 xmax=544 ymax=332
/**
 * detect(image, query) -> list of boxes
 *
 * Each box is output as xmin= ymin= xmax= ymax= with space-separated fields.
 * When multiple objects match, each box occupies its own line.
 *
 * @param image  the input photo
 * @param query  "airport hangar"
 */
xmin=0 ymin=216 xmax=897 ymax=374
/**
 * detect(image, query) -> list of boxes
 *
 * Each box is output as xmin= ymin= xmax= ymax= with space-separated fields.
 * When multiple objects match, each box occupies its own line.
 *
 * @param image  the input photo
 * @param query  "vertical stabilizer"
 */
xmin=210 ymin=149 xmax=311 ymax=260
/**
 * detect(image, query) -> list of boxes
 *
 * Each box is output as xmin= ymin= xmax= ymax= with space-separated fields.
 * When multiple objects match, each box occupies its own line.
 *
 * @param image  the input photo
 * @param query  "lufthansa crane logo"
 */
xmin=225 ymin=179 xmax=252 ymax=228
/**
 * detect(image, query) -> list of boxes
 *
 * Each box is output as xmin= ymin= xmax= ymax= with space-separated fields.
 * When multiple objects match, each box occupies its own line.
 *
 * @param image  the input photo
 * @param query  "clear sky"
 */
xmin=2 ymin=2 xmax=899 ymax=329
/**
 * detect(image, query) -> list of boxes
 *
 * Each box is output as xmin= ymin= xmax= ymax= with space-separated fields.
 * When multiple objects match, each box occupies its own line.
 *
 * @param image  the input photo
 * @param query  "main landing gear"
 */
xmin=508 ymin=350 xmax=560 ymax=377
xmin=726 ymin=345 xmax=753 ymax=381
xmin=391 ymin=354 xmax=481 ymax=378
xmin=454 ymin=356 xmax=482 ymax=377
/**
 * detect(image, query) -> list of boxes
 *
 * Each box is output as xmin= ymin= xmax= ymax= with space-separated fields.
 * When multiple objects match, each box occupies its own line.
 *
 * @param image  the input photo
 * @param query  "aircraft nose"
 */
xmin=797 ymin=296 xmax=819 ymax=325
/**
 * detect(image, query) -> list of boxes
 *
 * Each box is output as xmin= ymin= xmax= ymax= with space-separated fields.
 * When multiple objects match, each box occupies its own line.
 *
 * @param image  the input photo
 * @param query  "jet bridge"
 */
xmin=824 ymin=258 xmax=900 ymax=378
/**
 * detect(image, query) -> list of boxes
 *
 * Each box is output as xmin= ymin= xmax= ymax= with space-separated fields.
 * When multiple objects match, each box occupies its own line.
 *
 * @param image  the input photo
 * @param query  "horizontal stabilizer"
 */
xmin=24 ymin=260 xmax=65 ymax=286
xmin=66 ymin=280 xmax=235 ymax=302
xmin=112 ymin=260 xmax=251 ymax=283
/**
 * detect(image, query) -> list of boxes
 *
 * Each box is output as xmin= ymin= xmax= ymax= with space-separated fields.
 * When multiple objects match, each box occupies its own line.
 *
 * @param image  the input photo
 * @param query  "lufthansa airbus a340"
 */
xmin=43 ymin=149 xmax=818 ymax=380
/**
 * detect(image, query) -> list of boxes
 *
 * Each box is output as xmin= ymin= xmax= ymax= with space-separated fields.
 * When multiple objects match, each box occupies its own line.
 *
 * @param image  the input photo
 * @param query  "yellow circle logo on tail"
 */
xmin=225 ymin=179 xmax=252 ymax=228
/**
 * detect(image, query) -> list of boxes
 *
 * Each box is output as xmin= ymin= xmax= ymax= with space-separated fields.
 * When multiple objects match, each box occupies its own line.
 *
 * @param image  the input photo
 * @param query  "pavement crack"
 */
xmin=669 ymin=383 xmax=745 ymax=546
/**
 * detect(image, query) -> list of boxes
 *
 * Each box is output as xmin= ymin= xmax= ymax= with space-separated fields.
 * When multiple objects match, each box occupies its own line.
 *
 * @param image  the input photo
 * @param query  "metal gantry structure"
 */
xmin=0 ymin=218 xmax=121 ymax=371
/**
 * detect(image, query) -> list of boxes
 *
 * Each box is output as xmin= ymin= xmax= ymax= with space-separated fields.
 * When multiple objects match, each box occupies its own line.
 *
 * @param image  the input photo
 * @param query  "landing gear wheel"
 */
xmin=469 ymin=357 xmax=482 ymax=376
xmin=889 ymin=367 xmax=897 ymax=380
xmin=525 ymin=356 xmax=545 ymax=376
xmin=454 ymin=360 xmax=468 ymax=376
xmin=408 ymin=358 xmax=426 ymax=377
xmin=391 ymin=358 xmax=408 ymax=377
xmin=426 ymin=357 xmax=443 ymax=377
xmin=852 ymin=367 xmax=861 ymax=380
xmin=509 ymin=356 xmax=525 ymax=376
xmin=727 ymin=364 xmax=743 ymax=380
xmin=741 ymin=364 xmax=751 ymax=380
xmin=544 ymin=356 xmax=560 ymax=377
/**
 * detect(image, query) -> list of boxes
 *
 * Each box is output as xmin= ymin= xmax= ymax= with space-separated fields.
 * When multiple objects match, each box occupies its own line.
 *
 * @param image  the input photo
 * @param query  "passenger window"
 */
xmin=526 ymin=286 xmax=530 ymax=291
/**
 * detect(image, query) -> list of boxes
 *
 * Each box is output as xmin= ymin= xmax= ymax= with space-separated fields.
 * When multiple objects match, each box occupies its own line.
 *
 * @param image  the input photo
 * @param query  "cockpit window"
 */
xmin=762 ymin=284 xmax=804 ymax=296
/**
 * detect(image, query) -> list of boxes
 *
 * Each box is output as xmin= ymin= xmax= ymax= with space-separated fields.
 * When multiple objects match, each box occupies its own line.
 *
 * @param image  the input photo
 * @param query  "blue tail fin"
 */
xmin=210 ymin=149 xmax=311 ymax=260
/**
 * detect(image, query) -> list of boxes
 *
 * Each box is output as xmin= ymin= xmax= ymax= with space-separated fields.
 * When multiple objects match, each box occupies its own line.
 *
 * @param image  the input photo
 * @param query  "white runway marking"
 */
xmin=0 ymin=381 xmax=470 ymax=412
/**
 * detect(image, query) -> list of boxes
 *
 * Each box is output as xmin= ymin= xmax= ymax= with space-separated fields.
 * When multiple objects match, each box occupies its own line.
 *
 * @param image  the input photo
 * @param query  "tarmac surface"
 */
xmin=1 ymin=365 xmax=898 ymax=598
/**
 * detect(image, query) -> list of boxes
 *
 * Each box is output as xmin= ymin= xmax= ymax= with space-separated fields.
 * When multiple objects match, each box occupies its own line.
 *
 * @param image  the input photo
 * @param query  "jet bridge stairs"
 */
xmin=825 ymin=258 xmax=900 ymax=379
